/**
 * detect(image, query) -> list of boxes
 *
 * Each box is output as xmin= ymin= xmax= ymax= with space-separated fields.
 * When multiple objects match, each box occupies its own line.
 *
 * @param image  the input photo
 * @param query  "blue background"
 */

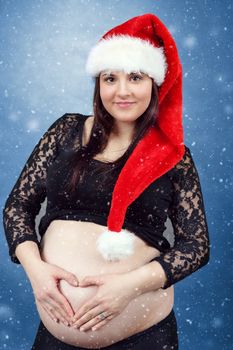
xmin=0 ymin=1 xmax=232 ymax=349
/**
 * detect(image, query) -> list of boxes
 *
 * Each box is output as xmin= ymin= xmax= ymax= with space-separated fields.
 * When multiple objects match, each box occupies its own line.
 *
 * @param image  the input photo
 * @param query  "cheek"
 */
xmin=100 ymin=86 xmax=114 ymax=103
xmin=138 ymin=85 xmax=152 ymax=105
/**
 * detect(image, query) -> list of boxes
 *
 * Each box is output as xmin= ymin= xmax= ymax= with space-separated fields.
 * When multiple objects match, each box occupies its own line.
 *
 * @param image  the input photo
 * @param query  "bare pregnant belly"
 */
xmin=38 ymin=220 xmax=174 ymax=348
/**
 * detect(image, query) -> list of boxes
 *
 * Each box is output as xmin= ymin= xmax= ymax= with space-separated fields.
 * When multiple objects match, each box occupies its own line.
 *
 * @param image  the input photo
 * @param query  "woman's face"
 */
xmin=99 ymin=70 xmax=153 ymax=124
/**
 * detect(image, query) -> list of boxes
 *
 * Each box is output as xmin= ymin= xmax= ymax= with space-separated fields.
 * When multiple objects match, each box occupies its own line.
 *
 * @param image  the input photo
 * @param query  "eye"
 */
xmin=103 ymin=76 xmax=115 ymax=83
xmin=130 ymin=74 xmax=143 ymax=81
xmin=103 ymin=73 xmax=143 ymax=83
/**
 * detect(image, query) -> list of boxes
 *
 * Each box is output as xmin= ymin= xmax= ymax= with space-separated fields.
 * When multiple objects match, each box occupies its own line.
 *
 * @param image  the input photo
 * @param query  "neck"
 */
xmin=111 ymin=120 xmax=136 ymax=143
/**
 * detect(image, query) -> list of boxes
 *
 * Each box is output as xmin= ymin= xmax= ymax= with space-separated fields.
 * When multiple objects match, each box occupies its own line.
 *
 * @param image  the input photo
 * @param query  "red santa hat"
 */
xmin=85 ymin=13 xmax=185 ymax=261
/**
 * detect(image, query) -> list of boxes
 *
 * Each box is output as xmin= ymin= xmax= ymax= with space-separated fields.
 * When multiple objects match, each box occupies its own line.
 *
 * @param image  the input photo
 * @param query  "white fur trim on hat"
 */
xmin=85 ymin=35 xmax=167 ymax=86
xmin=96 ymin=228 xmax=136 ymax=262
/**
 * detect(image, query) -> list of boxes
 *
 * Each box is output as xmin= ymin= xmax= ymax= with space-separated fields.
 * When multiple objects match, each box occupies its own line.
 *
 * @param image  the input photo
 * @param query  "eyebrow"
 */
xmin=101 ymin=73 xmax=114 ymax=77
xmin=101 ymin=71 xmax=144 ymax=77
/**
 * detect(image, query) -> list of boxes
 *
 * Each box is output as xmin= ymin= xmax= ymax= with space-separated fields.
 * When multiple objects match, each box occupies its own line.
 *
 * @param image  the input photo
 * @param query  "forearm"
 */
xmin=127 ymin=260 xmax=168 ymax=297
xmin=15 ymin=241 xmax=43 ymax=277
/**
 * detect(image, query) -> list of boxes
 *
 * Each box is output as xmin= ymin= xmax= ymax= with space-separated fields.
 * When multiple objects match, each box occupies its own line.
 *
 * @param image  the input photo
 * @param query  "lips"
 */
xmin=115 ymin=102 xmax=136 ymax=108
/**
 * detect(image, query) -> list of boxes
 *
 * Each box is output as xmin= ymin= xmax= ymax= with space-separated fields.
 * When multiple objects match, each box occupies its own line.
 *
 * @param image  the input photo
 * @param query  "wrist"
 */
xmin=24 ymin=259 xmax=45 ymax=281
xmin=15 ymin=241 xmax=43 ymax=277
xmin=126 ymin=261 xmax=167 ymax=296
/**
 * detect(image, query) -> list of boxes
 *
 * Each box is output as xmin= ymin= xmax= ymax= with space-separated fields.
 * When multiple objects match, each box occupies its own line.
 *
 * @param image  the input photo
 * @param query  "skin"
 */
xmin=70 ymin=262 xmax=168 ymax=333
xmin=69 ymin=70 xmax=163 ymax=332
xmin=99 ymin=70 xmax=153 ymax=143
xmin=36 ymin=220 xmax=169 ymax=344
xmin=15 ymin=70 xmax=170 ymax=344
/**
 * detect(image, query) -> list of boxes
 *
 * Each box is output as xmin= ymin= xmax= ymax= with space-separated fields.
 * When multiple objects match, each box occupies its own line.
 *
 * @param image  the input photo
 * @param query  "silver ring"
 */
xmin=98 ymin=312 xmax=107 ymax=320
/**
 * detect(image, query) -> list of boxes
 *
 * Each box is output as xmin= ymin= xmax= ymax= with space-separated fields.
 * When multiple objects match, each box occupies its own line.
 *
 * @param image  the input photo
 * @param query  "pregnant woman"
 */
xmin=3 ymin=13 xmax=210 ymax=350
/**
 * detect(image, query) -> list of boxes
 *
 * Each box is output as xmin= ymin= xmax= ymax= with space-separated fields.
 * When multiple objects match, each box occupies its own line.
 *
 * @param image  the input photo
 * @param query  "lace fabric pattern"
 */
xmin=152 ymin=147 xmax=210 ymax=289
xmin=3 ymin=113 xmax=210 ymax=289
xmin=3 ymin=114 xmax=80 ymax=263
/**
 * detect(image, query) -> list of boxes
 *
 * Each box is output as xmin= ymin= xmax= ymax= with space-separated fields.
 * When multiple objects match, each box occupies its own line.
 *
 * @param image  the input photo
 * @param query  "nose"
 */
xmin=116 ymin=79 xmax=131 ymax=96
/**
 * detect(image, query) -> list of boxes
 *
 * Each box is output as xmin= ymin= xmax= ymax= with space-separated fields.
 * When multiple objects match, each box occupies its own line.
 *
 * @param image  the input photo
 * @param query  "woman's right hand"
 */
xmin=28 ymin=260 xmax=79 ymax=326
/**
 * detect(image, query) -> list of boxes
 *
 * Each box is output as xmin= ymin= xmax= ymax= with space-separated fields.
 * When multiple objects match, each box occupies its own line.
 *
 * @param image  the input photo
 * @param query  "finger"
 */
xmin=46 ymin=298 xmax=71 ymax=326
xmin=72 ymin=299 xmax=99 ymax=323
xmin=73 ymin=304 xmax=106 ymax=328
xmin=46 ymin=306 xmax=64 ymax=325
xmin=79 ymin=276 xmax=103 ymax=287
xmin=50 ymin=288 xmax=75 ymax=320
xmin=92 ymin=316 xmax=113 ymax=331
xmin=92 ymin=320 xmax=107 ymax=332
xmin=55 ymin=287 xmax=75 ymax=318
xmin=57 ymin=269 xmax=79 ymax=287
xmin=40 ymin=302 xmax=59 ymax=323
xmin=80 ymin=314 xmax=114 ymax=332
xmin=41 ymin=301 xmax=67 ymax=325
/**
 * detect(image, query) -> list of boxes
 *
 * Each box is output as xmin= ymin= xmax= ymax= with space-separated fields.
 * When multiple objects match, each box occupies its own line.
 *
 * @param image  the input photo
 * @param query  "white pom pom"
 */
xmin=96 ymin=229 xmax=136 ymax=262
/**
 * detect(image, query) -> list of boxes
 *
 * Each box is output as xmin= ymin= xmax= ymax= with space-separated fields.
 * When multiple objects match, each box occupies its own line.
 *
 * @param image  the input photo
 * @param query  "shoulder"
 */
xmin=48 ymin=113 xmax=88 ymax=128
xmin=39 ymin=113 xmax=90 ymax=146
xmin=176 ymin=145 xmax=193 ymax=169
xmin=167 ymin=144 xmax=196 ymax=180
xmin=44 ymin=113 xmax=91 ymax=136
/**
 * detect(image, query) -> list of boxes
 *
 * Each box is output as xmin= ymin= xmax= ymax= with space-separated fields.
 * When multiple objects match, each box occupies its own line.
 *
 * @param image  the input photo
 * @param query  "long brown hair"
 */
xmin=65 ymin=75 xmax=159 ymax=194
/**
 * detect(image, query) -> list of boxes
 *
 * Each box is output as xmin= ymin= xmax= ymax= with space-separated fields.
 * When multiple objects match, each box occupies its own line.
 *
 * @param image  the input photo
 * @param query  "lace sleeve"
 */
xmin=151 ymin=146 xmax=210 ymax=289
xmin=2 ymin=113 xmax=74 ymax=264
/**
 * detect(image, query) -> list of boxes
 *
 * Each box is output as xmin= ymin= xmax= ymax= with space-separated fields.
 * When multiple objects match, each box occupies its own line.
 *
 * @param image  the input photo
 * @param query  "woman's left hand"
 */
xmin=71 ymin=272 xmax=136 ymax=332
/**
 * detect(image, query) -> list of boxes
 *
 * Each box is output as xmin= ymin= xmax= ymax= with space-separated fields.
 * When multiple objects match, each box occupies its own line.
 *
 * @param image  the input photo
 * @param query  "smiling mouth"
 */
xmin=115 ymin=102 xmax=136 ymax=108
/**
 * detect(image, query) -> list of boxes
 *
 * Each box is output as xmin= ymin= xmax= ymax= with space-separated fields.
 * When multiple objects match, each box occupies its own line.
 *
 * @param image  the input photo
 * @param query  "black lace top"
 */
xmin=2 ymin=113 xmax=210 ymax=289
